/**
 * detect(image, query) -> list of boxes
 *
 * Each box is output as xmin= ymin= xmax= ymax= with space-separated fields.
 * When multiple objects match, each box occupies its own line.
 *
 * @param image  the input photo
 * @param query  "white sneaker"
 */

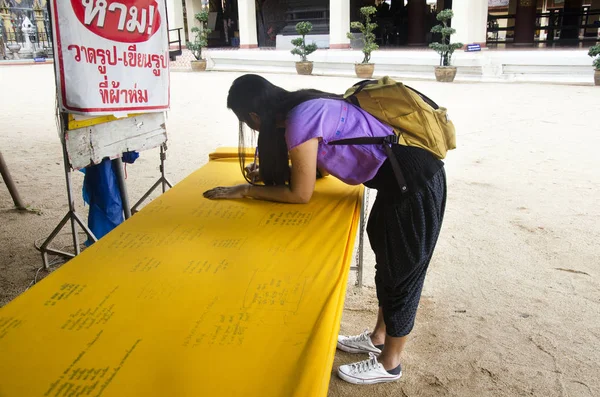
xmin=337 ymin=353 xmax=402 ymax=385
xmin=337 ymin=329 xmax=383 ymax=355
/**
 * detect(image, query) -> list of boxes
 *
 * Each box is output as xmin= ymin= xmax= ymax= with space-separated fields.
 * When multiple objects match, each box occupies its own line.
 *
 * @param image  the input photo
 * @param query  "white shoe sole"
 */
xmin=336 ymin=341 xmax=381 ymax=355
xmin=337 ymin=368 xmax=402 ymax=385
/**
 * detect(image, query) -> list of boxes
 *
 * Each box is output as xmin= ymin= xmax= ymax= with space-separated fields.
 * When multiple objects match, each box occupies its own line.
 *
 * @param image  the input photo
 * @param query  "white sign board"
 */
xmin=66 ymin=113 xmax=167 ymax=169
xmin=50 ymin=0 xmax=170 ymax=115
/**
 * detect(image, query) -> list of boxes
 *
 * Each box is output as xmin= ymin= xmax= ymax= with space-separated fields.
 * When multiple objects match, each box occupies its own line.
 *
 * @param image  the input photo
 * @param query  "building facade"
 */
xmin=166 ymin=0 xmax=598 ymax=50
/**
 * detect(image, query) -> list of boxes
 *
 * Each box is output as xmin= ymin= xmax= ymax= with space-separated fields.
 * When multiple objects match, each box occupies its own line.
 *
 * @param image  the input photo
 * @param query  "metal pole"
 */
xmin=40 ymin=212 xmax=72 ymax=269
xmin=0 ymin=150 xmax=26 ymax=210
xmin=61 ymin=142 xmax=80 ymax=255
xmin=39 ymin=139 xmax=97 ymax=269
xmin=112 ymin=158 xmax=131 ymax=219
xmin=357 ymin=187 xmax=367 ymax=288
xmin=160 ymin=144 xmax=167 ymax=193
xmin=130 ymin=143 xmax=173 ymax=214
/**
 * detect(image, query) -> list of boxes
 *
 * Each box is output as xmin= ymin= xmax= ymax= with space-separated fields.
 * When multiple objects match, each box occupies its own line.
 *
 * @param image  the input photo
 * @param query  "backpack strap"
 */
xmin=405 ymin=85 xmax=440 ymax=110
xmin=338 ymin=79 xmax=410 ymax=193
xmin=348 ymin=80 xmax=440 ymax=110
xmin=328 ymin=137 xmax=386 ymax=145
xmin=351 ymin=79 xmax=378 ymax=95
xmin=329 ymin=135 xmax=408 ymax=193
xmin=344 ymin=79 xmax=376 ymax=107
xmin=381 ymin=142 xmax=409 ymax=194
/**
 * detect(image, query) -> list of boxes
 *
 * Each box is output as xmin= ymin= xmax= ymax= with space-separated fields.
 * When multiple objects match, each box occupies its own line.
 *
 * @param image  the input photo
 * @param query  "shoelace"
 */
xmin=350 ymin=353 xmax=381 ymax=374
xmin=346 ymin=329 xmax=370 ymax=343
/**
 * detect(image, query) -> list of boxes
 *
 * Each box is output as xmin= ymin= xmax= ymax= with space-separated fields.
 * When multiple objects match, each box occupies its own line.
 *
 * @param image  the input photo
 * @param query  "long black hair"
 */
xmin=227 ymin=74 xmax=341 ymax=186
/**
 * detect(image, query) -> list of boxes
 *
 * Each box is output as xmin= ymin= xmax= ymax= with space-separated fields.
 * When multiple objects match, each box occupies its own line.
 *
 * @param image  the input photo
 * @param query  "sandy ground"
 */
xmin=1 ymin=65 xmax=599 ymax=397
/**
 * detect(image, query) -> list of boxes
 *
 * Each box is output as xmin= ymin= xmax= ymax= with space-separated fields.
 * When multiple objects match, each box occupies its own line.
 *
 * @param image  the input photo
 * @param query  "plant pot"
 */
xmin=7 ymin=43 xmax=21 ymax=60
xmin=355 ymin=63 xmax=375 ymax=78
xmin=7 ymin=43 xmax=21 ymax=51
xmin=434 ymin=66 xmax=457 ymax=82
xmin=295 ymin=61 xmax=313 ymax=75
xmin=595 ymin=70 xmax=600 ymax=86
xmin=190 ymin=59 xmax=207 ymax=72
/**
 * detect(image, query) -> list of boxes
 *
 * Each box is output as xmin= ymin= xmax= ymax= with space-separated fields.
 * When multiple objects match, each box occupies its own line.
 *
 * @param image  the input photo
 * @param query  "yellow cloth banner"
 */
xmin=0 ymin=149 xmax=362 ymax=397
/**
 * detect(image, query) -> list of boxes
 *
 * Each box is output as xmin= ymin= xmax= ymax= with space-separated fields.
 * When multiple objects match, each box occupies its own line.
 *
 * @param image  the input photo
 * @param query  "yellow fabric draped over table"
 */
xmin=0 ymin=149 xmax=363 ymax=397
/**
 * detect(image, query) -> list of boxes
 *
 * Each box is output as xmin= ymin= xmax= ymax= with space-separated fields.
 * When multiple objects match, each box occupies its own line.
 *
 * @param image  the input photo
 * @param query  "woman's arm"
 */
xmin=203 ymin=138 xmax=319 ymax=204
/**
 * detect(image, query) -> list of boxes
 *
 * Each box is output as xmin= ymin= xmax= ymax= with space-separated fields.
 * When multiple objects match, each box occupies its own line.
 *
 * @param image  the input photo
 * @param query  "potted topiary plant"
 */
xmin=347 ymin=6 xmax=379 ymax=79
xmin=589 ymin=44 xmax=600 ymax=86
xmin=291 ymin=21 xmax=318 ymax=75
xmin=186 ymin=10 xmax=211 ymax=72
xmin=429 ymin=9 xmax=463 ymax=83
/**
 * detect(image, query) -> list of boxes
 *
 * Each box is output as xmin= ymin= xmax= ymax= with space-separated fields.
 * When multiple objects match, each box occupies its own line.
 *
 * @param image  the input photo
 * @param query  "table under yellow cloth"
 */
xmin=0 ymin=149 xmax=363 ymax=397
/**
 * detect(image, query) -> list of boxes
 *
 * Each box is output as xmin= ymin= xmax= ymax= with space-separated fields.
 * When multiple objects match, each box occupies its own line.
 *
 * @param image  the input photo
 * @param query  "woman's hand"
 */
xmin=203 ymin=184 xmax=249 ymax=200
xmin=244 ymin=163 xmax=261 ymax=183
xmin=203 ymin=139 xmax=319 ymax=204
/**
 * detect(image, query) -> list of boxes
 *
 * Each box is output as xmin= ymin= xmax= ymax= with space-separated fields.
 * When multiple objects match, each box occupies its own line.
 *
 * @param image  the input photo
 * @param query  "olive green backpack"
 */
xmin=330 ymin=76 xmax=456 ymax=193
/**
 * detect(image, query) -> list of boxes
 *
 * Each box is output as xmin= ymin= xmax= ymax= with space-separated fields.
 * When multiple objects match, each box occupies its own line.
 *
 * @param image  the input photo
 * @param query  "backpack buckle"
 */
xmin=383 ymin=135 xmax=398 ymax=144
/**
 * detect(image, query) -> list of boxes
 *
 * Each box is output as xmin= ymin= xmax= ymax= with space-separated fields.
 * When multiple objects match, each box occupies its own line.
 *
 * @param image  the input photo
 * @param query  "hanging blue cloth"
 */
xmin=82 ymin=158 xmax=123 ymax=245
xmin=81 ymin=152 xmax=138 ymax=245
xmin=122 ymin=151 xmax=139 ymax=164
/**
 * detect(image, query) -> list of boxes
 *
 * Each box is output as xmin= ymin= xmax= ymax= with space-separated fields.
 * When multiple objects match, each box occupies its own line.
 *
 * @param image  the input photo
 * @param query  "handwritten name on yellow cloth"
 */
xmin=0 ymin=149 xmax=362 ymax=397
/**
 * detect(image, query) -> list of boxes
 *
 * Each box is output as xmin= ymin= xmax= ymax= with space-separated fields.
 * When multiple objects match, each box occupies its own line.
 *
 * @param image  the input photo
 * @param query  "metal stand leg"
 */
xmin=112 ymin=158 xmax=131 ymax=220
xmin=351 ymin=187 xmax=369 ymax=288
xmin=0 ymin=150 xmax=26 ymax=210
xmin=357 ymin=188 xmax=368 ymax=288
xmin=131 ymin=143 xmax=173 ymax=214
xmin=39 ymin=143 xmax=97 ymax=269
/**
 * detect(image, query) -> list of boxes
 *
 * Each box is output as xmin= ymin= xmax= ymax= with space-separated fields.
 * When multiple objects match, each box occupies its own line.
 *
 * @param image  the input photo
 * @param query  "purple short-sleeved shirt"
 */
xmin=285 ymin=98 xmax=394 ymax=185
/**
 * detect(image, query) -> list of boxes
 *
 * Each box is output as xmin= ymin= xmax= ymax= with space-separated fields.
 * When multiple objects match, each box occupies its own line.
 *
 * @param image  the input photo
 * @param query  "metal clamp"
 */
xmin=383 ymin=135 xmax=399 ymax=144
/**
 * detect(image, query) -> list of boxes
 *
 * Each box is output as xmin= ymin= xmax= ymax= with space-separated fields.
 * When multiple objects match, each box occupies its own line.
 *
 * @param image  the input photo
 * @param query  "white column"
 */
xmin=452 ymin=0 xmax=489 ymax=46
xmin=184 ymin=0 xmax=203 ymax=43
xmin=539 ymin=0 xmax=549 ymax=41
xmin=166 ymin=0 xmax=184 ymax=46
xmin=166 ymin=0 xmax=184 ymax=29
xmin=238 ymin=0 xmax=258 ymax=49
xmin=330 ymin=0 xmax=350 ymax=49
